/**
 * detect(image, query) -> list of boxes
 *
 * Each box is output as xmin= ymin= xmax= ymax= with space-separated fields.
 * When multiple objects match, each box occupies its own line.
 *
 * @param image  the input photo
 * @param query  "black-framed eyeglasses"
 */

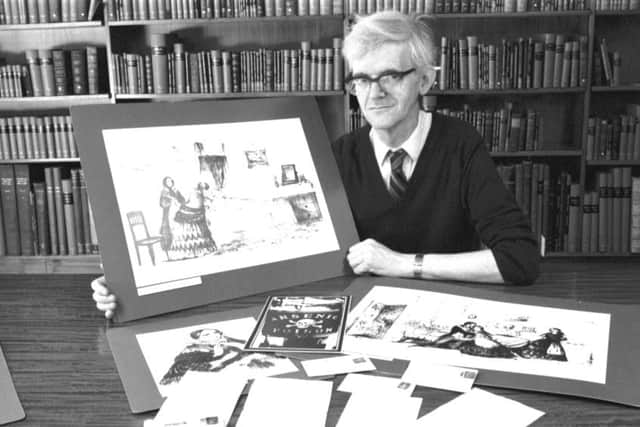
xmin=345 ymin=68 xmax=416 ymax=95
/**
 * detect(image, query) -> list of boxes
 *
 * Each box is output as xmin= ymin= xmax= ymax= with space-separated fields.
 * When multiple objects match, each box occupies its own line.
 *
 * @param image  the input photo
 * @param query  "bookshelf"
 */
xmin=1 ymin=2 xmax=640 ymax=273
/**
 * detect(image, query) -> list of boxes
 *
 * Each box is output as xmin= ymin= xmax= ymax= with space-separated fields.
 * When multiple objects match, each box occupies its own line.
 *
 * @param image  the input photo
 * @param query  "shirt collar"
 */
xmin=370 ymin=110 xmax=432 ymax=167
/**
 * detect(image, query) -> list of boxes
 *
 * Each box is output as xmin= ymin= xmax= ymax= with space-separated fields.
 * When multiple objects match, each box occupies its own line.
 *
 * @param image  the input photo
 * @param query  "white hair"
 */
xmin=343 ymin=11 xmax=437 ymax=71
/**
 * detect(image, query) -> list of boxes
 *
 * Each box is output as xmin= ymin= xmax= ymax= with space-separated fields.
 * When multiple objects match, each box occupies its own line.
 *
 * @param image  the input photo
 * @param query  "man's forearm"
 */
xmin=417 ymin=249 xmax=505 ymax=284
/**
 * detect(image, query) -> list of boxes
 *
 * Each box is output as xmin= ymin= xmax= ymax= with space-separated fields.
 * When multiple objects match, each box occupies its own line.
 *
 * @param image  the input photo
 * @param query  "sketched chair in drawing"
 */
xmin=127 ymin=211 xmax=164 ymax=266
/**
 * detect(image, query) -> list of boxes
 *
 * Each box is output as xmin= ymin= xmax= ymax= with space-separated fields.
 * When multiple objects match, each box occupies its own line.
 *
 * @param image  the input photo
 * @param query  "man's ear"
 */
xmin=418 ymin=67 xmax=436 ymax=95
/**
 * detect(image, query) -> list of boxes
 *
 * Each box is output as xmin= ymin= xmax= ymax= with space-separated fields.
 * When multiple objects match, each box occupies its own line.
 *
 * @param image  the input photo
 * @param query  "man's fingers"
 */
xmin=105 ymin=310 xmax=114 ymax=320
xmin=96 ymin=301 xmax=117 ymax=312
xmin=93 ymin=291 xmax=116 ymax=304
xmin=90 ymin=277 xmax=108 ymax=294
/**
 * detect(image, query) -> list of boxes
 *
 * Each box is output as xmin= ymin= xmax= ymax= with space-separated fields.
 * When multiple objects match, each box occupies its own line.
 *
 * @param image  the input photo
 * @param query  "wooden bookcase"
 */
xmin=1 ymin=5 xmax=639 ymax=274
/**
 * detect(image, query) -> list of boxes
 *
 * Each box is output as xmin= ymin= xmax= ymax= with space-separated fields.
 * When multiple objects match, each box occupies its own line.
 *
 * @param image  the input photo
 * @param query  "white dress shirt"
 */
xmin=370 ymin=110 xmax=432 ymax=190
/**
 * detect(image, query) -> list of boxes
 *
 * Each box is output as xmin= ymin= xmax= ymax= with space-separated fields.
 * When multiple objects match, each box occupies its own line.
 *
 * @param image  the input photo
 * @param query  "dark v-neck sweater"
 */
xmin=332 ymin=113 xmax=539 ymax=285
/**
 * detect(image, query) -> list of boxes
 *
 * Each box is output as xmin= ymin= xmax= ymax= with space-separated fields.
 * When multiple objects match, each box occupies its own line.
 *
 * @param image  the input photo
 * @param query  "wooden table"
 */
xmin=1 ymin=259 xmax=640 ymax=426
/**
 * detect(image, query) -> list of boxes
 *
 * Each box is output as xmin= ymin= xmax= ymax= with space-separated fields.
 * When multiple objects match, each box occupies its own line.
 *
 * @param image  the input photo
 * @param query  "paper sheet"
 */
xmin=302 ymin=355 xmax=376 ymax=377
xmin=338 ymin=373 xmax=415 ymax=396
xmin=401 ymin=360 xmax=478 ymax=393
xmin=337 ymin=393 xmax=422 ymax=427
xmin=415 ymin=388 xmax=544 ymax=427
xmin=153 ymin=371 xmax=247 ymax=426
xmin=236 ymin=377 xmax=333 ymax=427
xmin=0 ymin=345 xmax=25 ymax=425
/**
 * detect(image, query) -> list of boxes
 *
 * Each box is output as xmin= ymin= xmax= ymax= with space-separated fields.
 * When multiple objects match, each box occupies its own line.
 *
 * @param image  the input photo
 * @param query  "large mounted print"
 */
xmin=71 ymin=98 xmax=358 ymax=322
xmin=345 ymin=286 xmax=610 ymax=384
xmin=344 ymin=277 xmax=640 ymax=408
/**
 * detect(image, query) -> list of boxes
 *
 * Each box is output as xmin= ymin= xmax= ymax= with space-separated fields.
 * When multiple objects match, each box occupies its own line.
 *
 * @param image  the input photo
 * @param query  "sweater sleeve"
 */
xmin=461 ymin=139 xmax=540 ymax=285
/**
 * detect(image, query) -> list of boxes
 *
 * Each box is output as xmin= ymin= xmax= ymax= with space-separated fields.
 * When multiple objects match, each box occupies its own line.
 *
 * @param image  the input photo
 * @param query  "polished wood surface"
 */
xmin=1 ymin=260 xmax=640 ymax=426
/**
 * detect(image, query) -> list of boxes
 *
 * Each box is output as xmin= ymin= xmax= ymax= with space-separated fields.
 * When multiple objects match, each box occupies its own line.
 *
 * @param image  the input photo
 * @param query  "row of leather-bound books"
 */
xmin=436 ymin=33 xmax=588 ymax=91
xmin=0 ymin=0 xmax=99 ymax=24
xmin=112 ymin=36 xmax=344 ymax=94
xmin=106 ymin=0 xmax=343 ymax=20
xmin=0 ymin=46 xmax=101 ymax=98
xmin=0 ymin=115 xmax=77 ymax=160
xmin=0 ymin=165 xmax=99 ymax=257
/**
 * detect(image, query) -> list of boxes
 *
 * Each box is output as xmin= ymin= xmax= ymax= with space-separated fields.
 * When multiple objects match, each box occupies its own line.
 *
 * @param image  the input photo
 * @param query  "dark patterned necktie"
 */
xmin=388 ymin=149 xmax=408 ymax=199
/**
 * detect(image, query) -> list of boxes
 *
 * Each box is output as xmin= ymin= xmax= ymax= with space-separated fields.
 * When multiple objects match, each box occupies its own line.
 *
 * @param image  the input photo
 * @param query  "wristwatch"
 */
xmin=413 ymin=253 xmax=424 ymax=278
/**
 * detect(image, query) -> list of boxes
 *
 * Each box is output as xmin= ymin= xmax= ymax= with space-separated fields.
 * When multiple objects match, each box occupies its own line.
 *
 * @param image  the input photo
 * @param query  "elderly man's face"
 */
xmin=350 ymin=42 xmax=431 ymax=143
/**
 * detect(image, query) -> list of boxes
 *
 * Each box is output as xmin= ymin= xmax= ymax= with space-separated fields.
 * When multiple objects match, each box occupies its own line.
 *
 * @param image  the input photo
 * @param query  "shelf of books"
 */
xmin=0 ymin=0 xmax=107 ymax=273
xmin=114 ymin=91 xmax=344 ymax=101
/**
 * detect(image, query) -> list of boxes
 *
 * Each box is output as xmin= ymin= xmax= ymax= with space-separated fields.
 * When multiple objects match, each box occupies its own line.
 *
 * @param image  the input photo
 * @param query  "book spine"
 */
xmin=632 ymin=177 xmax=640 ymax=253
xmin=222 ymin=50 xmax=232 ymax=93
xmin=567 ymin=182 xmax=581 ymax=253
xmin=52 ymin=49 xmax=69 ymax=96
xmin=581 ymin=192 xmax=591 ymax=253
xmin=600 ymin=38 xmax=612 ymax=86
xmin=333 ymin=38 xmax=343 ymax=91
xmin=86 ymin=46 xmax=99 ymax=95
xmin=79 ymin=170 xmax=92 ymax=254
xmin=301 ymin=41 xmax=310 ymax=91
xmin=65 ymin=116 xmax=77 ymax=157
xmin=151 ymin=33 xmax=169 ymax=94
xmin=126 ymin=54 xmax=139 ymax=94
xmin=467 ymin=36 xmax=478 ymax=90
xmin=612 ymin=51 xmax=621 ymax=87
xmin=0 ymin=118 xmax=9 ymax=159
xmin=612 ymin=167 xmax=622 ymax=252
xmin=542 ymin=33 xmax=555 ymax=88
xmin=31 ymin=181 xmax=45 ymax=254
xmin=13 ymin=164 xmax=33 ymax=255
xmin=25 ymin=50 xmax=45 ymax=97
xmin=569 ymin=41 xmax=579 ymax=87
xmin=552 ymin=34 xmax=565 ymax=88
xmin=13 ymin=117 xmax=26 ymax=159
xmin=62 ymin=0 xmax=70 ymax=21
xmin=458 ymin=38 xmax=468 ymax=90
xmin=324 ymin=47 xmax=333 ymax=92
xmin=61 ymin=178 xmax=77 ymax=255
xmin=71 ymin=48 xmax=88 ymax=95
xmin=174 ymin=43 xmax=186 ymax=94
xmin=52 ymin=167 xmax=67 ymax=254
xmin=37 ymin=0 xmax=50 ymax=23
xmin=70 ymin=169 xmax=84 ymax=254
xmin=560 ymin=40 xmax=571 ymax=88
xmin=44 ymin=167 xmax=59 ymax=255
xmin=621 ymin=167 xmax=631 ymax=253
xmin=211 ymin=49 xmax=222 ymax=93
xmin=598 ymin=171 xmax=609 ymax=252
xmin=88 ymin=200 xmax=99 ymax=254
xmin=0 ymin=164 xmax=20 ymax=255
xmin=22 ymin=116 xmax=34 ymax=159
xmin=39 ymin=49 xmax=56 ymax=97
xmin=43 ymin=116 xmax=56 ymax=158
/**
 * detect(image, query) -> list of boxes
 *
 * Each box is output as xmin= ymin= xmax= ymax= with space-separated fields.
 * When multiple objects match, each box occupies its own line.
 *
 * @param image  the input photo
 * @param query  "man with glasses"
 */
xmin=334 ymin=11 xmax=539 ymax=285
xmin=92 ymin=11 xmax=539 ymax=319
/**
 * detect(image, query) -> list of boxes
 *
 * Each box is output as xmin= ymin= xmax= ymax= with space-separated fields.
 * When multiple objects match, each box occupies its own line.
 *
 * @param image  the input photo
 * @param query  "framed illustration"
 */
xmin=344 ymin=277 xmax=640 ymax=408
xmin=245 ymin=296 xmax=351 ymax=353
xmin=107 ymin=307 xmax=304 ymax=413
xmin=344 ymin=286 xmax=610 ymax=384
xmin=71 ymin=97 xmax=359 ymax=322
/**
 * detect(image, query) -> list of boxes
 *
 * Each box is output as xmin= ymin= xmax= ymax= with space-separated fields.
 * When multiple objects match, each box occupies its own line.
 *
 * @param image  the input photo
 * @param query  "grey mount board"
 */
xmin=71 ymin=97 xmax=358 ymax=323
xmin=0 ymin=345 xmax=25 ymax=425
xmin=344 ymin=277 xmax=640 ymax=408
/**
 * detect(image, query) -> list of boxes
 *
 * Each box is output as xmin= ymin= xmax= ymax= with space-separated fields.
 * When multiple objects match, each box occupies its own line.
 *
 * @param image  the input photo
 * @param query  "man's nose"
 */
xmin=368 ymin=80 xmax=387 ymax=97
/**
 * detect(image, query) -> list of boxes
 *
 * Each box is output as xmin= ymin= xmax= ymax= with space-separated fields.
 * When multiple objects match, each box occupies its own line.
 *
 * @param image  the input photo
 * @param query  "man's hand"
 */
xmin=91 ymin=276 xmax=117 ymax=319
xmin=346 ymin=238 xmax=411 ymax=277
